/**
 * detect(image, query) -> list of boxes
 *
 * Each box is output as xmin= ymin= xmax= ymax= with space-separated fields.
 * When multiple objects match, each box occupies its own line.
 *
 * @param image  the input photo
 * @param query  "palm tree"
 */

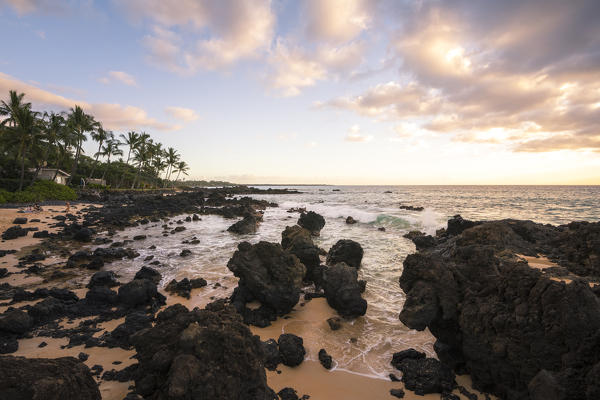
xmin=40 ymin=112 xmax=67 ymax=179
xmin=88 ymin=125 xmax=109 ymax=179
xmin=0 ymin=90 xmax=30 ymax=128
xmin=116 ymin=131 xmax=139 ymax=188
xmin=6 ymin=106 xmax=42 ymax=190
xmin=131 ymin=133 xmax=150 ymax=189
xmin=66 ymin=105 xmax=98 ymax=185
xmin=173 ymin=161 xmax=189 ymax=186
xmin=99 ymin=137 xmax=123 ymax=181
xmin=163 ymin=147 xmax=180 ymax=186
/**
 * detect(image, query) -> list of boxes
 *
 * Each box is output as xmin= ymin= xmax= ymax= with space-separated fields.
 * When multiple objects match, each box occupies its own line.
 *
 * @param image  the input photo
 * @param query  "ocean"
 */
xmin=98 ymin=185 xmax=600 ymax=379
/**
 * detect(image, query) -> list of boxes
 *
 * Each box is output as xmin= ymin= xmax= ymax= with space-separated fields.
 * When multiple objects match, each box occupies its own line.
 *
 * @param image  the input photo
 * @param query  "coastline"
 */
xmin=0 ymin=194 xmax=493 ymax=400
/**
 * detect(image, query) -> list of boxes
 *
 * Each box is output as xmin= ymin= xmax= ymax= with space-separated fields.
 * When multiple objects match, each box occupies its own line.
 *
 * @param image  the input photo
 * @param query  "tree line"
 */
xmin=0 ymin=90 xmax=189 ymax=191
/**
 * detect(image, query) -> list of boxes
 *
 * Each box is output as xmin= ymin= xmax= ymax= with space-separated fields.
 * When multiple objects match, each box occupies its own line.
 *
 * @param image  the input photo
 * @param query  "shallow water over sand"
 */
xmin=98 ymin=185 xmax=600 ymax=379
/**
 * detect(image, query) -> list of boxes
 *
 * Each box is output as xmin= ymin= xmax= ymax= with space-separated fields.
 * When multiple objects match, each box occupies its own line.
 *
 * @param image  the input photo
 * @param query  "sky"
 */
xmin=0 ymin=0 xmax=599 ymax=185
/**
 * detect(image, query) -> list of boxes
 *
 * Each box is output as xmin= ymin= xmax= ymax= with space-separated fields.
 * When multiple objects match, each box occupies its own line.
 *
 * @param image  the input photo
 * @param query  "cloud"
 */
xmin=0 ymin=0 xmax=61 ymax=14
xmin=35 ymin=30 xmax=45 ymax=39
xmin=345 ymin=124 xmax=372 ymax=142
xmin=165 ymin=106 xmax=199 ymax=122
xmin=0 ymin=72 xmax=177 ymax=131
xmin=322 ymin=0 xmax=600 ymax=152
xmin=118 ymin=0 xmax=275 ymax=72
xmin=266 ymin=40 xmax=365 ymax=96
xmin=304 ymin=0 xmax=373 ymax=43
xmin=100 ymin=71 xmax=137 ymax=86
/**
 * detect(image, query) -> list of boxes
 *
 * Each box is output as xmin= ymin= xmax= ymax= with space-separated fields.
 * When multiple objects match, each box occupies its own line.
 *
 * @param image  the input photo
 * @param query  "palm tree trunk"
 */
xmin=117 ymin=148 xmax=132 ymax=189
xmin=67 ymin=135 xmax=82 ymax=185
xmin=101 ymin=157 xmax=111 ymax=181
xmin=18 ymin=150 xmax=26 ymax=191
xmin=88 ymin=142 xmax=102 ymax=179
xmin=132 ymin=163 xmax=142 ymax=189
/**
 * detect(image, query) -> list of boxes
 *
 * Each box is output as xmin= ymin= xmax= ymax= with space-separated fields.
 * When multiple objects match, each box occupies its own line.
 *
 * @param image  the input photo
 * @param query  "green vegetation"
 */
xmin=0 ymin=180 xmax=77 ymax=203
xmin=183 ymin=180 xmax=236 ymax=187
xmin=0 ymin=90 xmax=190 ymax=201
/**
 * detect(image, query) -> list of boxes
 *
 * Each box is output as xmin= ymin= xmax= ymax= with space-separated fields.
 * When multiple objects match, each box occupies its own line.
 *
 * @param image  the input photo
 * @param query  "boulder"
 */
xmin=326 ymin=239 xmax=364 ymax=269
xmin=12 ymin=217 xmax=27 ymax=224
xmin=346 ymin=216 xmax=357 ymax=224
xmin=118 ymin=278 xmax=163 ymax=308
xmin=227 ymin=241 xmax=306 ymax=318
xmin=87 ymin=271 xmax=119 ymax=288
xmin=278 ymin=334 xmax=305 ymax=367
xmin=165 ymin=278 xmax=207 ymax=299
xmin=0 ymin=309 xmax=32 ymax=335
xmin=130 ymin=302 xmax=277 ymax=399
xmin=318 ymin=348 xmax=333 ymax=369
xmin=1 ymin=226 xmax=28 ymax=240
xmin=391 ymin=350 xmax=455 ymax=395
xmin=297 ymin=211 xmax=325 ymax=236
xmin=322 ymin=263 xmax=367 ymax=317
xmin=0 ymin=356 xmax=101 ymax=399
xmin=281 ymin=225 xmax=321 ymax=281
xmin=134 ymin=266 xmax=162 ymax=284
xmin=227 ymin=215 xmax=259 ymax=234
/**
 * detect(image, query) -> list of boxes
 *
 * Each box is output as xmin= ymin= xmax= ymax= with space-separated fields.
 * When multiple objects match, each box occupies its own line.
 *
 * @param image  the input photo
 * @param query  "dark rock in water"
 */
xmin=0 ymin=309 xmax=33 ymax=334
xmin=398 ymin=217 xmax=600 ymax=400
xmin=278 ymin=334 xmax=305 ymax=367
xmin=87 ymin=271 xmax=119 ymax=288
xmin=411 ymin=234 xmax=436 ymax=250
xmin=399 ymin=205 xmax=424 ymax=212
xmin=185 ymin=216 xmax=192 ymax=222
xmin=378 ymin=227 xmax=386 ymax=231
xmin=133 ymin=235 xmax=147 ymax=241
xmin=298 ymin=211 xmax=325 ymax=236
xmin=12 ymin=217 xmax=27 ymax=224
xmin=391 ymin=352 xmax=455 ymax=395
xmin=326 ymin=239 xmax=364 ymax=269
xmin=389 ymin=373 xmax=400 ymax=382
xmin=117 ymin=278 xmax=164 ymax=308
xmin=180 ymin=249 xmax=191 ymax=257
xmin=227 ymin=215 xmax=259 ymax=234
xmin=262 ymin=339 xmax=282 ymax=370
xmin=278 ymin=387 xmax=299 ymax=400
xmin=85 ymin=257 xmax=104 ymax=270
xmin=390 ymin=388 xmax=405 ymax=398
xmin=326 ymin=316 xmax=342 ymax=330
xmin=165 ymin=277 xmax=207 ymax=299
xmin=322 ymin=263 xmax=367 ymax=317
xmin=445 ymin=214 xmax=478 ymax=236
xmin=192 ymin=214 xmax=200 ymax=221
xmin=0 ymin=250 xmax=17 ymax=257
xmin=2 ymin=226 xmax=28 ymax=240
xmin=0 ymin=268 xmax=7 ymax=278
xmin=403 ymin=230 xmax=425 ymax=240
xmin=227 ymin=241 xmax=306 ymax=320
xmin=134 ymin=266 xmax=162 ymax=284
xmin=144 ymin=255 xmax=154 ymax=261
xmin=346 ymin=216 xmax=357 ymax=224
xmin=281 ymin=225 xmax=321 ymax=282
xmin=0 ymin=355 xmax=101 ymax=399
xmin=318 ymin=348 xmax=333 ymax=369
xmin=130 ymin=302 xmax=277 ymax=399
xmin=78 ymin=352 xmax=89 ymax=362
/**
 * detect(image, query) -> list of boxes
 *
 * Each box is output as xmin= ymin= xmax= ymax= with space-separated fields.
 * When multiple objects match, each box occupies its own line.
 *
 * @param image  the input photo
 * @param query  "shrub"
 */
xmin=1 ymin=180 xmax=77 ymax=203
xmin=25 ymin=180 xmax=77 ymax=201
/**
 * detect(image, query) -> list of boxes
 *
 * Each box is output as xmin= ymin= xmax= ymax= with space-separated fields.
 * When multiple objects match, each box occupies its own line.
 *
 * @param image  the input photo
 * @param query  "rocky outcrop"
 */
xmin=326 ymin=239 xmax=364 ymax=269
xmin=278 ymin=334 xmax=306 ymax=367
xmin=165 ymin=277 xmax=207 ymax=299
xmin=281 ymin=225 xmax=321 ymax=282
xmin=228 ymin=241 xmax=306 ymax=326
xmin=391 ymin=349 xmax=455 ymax=395
xmin=297 ymin=211 xmax=325 ymax=236
xmin=227 ymin=215 xmax=260 ymax=234
xmin=130 ymin=302 xmax=277 ymax=399
xmin=399 ymin=216 xmax=600 ymax=400
xmin=1 ymin=226 xmax=28 ymax=240
xmin=322 ymin=263 xmax=367 ymax=317
xmin=0 ymin=356 xmax=101 ymax=399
